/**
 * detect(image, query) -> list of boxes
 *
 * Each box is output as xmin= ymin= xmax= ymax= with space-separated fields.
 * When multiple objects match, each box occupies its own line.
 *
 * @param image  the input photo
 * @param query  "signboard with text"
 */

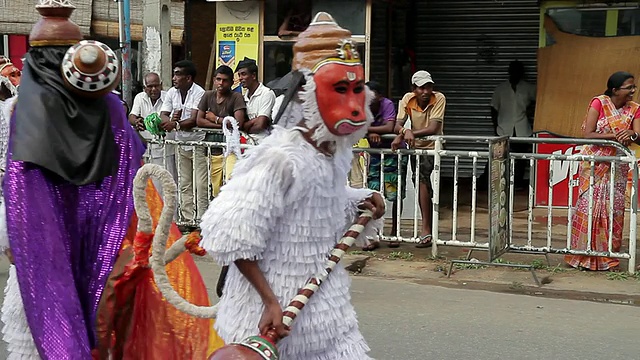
xmin=216 ymin=23 xmax=259 ymax=93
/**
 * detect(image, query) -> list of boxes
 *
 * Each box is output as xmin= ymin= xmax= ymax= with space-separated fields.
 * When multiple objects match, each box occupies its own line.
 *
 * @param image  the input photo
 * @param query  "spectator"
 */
xmin=364 ymin=81 xmax=408 ymax=249
xmin=278 ymin=0 xmax=313 ymax=37
xmin=392 ymin=70 xmax=445 ymax=248
xmin=490 ymin=60 xmax=536 ymax=190
xmin=160 ymin=60 xmax=206 ymax=228
xmin=196 ymin=65 xmax=247 ymax=197
xmin=235 ymin=57 xmax=276 ymax=143
xmin=129 ymin=72 xmax=177 ymax=197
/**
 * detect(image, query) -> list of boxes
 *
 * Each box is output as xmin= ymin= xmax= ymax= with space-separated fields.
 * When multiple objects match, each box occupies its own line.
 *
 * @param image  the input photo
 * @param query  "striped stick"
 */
xmin=281 ymin=210 xmax=373 ymax=328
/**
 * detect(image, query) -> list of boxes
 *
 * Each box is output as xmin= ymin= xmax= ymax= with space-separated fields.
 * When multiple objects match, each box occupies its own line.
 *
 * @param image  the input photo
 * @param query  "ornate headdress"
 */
xmin=289 ymin=12 xmax=373 ymax=154
xmin=292 ymin=12 xmax=361 ymax=73
xmin=29 ymin=0 xmax=82 ymax=47
xmin=0 ymin=56 xmax=19 ymax=96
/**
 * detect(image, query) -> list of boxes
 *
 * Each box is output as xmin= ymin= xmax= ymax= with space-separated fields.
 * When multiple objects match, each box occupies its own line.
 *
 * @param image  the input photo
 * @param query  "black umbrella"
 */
xmin=266 ymin=71 xmax=296 ymax=97
xmin=271 ymin=71 xmax=306 ymax=125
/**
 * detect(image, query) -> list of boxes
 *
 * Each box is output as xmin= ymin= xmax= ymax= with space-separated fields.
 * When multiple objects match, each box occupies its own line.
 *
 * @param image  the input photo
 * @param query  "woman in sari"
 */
xmin=565 ymin=71 xmax=640 ymax=271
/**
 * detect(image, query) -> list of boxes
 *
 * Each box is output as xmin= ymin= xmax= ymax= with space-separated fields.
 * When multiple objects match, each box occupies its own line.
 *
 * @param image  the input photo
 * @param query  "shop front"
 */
xmin=204 ymin=0 xmax=403 ymax=93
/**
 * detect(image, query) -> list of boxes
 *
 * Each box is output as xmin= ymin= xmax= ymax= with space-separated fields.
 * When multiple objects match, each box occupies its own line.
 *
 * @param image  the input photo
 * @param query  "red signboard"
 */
xmin=535 ymin=132 xmax=640 ymax=207
xmin=8 ymin=35 xmax=28 ymax=70
xmin=534 ymin=133 xmax=581 ymax=207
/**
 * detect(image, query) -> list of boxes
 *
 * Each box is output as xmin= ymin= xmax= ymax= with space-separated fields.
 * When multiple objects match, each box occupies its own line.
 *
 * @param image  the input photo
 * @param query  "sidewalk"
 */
xmin=366 ymin=180 xmax=640 ymax=304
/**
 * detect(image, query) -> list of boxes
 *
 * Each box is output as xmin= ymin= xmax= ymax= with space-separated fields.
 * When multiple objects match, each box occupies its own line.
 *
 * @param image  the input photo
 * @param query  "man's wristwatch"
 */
xmin=631 ymin=132 xmax=638 ymax=142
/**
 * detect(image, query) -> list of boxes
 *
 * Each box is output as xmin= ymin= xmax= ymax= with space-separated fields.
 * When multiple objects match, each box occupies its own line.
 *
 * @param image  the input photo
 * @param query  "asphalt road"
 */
xmin=1 ymin=257 xmax=638 ymax=360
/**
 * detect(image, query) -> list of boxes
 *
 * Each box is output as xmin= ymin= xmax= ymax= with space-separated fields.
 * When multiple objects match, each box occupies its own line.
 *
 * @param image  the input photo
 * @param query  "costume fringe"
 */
xmin=1 ymin=265 xmax=40 ymax=360
xmin=201 ymin=129 xmax=376 ymax=359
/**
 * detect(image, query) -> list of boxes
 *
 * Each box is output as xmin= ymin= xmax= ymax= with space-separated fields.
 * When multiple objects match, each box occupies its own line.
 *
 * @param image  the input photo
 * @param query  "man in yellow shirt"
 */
xmin=392 ymin=70 xmax=446 ymax=248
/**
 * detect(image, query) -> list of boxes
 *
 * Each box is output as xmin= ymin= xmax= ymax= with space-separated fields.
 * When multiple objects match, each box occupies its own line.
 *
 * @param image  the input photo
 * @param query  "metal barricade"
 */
xmin=353 ymin=135 xmax=638 ymax=274
xmin=144 ymin=130 xmax=638 ymax=274
xmin=144 ymin=128 xmax=251 ymax=228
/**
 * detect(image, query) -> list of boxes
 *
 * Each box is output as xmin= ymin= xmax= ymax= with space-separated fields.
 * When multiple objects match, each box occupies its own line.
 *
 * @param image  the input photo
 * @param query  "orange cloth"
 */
xmin=565 ymin=96 xmax=639 ymax=270
xmin=95 ymin=179 xmax=224 ymax=359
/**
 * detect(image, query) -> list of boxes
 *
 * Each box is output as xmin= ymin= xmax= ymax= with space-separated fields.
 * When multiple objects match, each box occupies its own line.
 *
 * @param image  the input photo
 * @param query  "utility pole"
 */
xmin=116 ymin=0 xmax=133 ymax=107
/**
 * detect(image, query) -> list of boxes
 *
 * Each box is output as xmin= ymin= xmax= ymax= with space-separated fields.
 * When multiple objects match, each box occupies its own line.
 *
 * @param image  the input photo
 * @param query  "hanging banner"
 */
xmin=216 ymin=23 xmax=259 ymax=93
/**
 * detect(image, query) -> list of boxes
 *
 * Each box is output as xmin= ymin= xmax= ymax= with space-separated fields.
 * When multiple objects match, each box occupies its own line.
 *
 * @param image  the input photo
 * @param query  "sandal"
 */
xmin=362 ymin=241 xmax=380 ymax=251
xmin=416 ymin=234 xmax=433 ymax=248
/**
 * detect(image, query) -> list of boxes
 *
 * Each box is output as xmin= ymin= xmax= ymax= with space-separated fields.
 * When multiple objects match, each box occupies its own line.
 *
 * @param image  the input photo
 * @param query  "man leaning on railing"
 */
xmin=196 ymin=65 xmax=247 ymax=198
xmin=391 ymin=70 xmax=446 ymax=248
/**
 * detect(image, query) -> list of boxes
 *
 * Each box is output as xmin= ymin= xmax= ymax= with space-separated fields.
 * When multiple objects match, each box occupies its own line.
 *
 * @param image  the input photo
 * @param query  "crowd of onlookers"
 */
xmin=124 ymin=57 xmax=535 ymax=251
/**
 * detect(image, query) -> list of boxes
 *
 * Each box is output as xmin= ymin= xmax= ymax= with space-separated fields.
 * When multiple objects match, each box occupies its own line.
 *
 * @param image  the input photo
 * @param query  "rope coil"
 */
xmin=134 ymin=164 xmax=219 ymax=318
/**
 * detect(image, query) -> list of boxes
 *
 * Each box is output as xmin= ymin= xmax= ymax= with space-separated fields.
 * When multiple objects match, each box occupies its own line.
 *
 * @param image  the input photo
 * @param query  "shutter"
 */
xmin=415 ymin=0 xmax=540 ymax=177
xmin=370 ymin=1 xmax=389 ymax=89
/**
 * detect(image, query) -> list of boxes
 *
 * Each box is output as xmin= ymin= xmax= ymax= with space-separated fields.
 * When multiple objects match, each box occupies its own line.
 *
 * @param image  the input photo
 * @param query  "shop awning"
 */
xmin=0 ymin=0 xmax=185 ymax=45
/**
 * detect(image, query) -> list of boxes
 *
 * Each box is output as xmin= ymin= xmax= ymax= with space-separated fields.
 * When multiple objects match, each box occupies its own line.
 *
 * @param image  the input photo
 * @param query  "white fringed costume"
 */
xmin=0 ymin=87 xmax=39 ymax=359
xmin=200 ymin=59 xmax=383 ymax=359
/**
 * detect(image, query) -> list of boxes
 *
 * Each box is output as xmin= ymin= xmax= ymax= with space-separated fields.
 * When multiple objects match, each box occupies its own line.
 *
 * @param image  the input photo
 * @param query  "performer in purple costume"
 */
xmin=3 ymin=1 xmax=144 ymax=358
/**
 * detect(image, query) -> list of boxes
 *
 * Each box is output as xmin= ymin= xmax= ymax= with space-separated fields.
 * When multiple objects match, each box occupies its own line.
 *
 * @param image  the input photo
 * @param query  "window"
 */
xmin=543 ymin=7 xmax=608 ymax=46
xmin=312 ymin=0 xmax=366 ymax=35
xmin=264 ymin=0 xmax=366 ymax=37
xmin=618 ymin=8 xmax=640 ymax=36
xmin=262 ymin=0 xmax=368 ymax=85
xmin=547 ymin=7 xmax=607 ymax=36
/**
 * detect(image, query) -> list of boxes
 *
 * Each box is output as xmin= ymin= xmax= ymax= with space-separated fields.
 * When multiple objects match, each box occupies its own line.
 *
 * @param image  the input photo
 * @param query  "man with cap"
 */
xmin=199 ymin=12 xmax=385 ymax=360
xmin=236 ymin=57 xmax=276 ymax=143
xmin=392 ymin=70 xmax=446 ymax=248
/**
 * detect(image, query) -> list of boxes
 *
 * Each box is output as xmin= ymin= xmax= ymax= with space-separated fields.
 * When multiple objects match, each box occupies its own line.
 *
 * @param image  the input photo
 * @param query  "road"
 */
xmin=0 ymin=258 xmax=638 ymax=359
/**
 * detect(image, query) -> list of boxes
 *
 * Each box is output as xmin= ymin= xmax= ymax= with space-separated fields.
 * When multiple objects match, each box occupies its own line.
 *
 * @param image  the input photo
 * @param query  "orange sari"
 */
xmin=95 ymin=179 xmax=224 ymax=359
xmin=565 ymin=96 xmax=640 ymax=270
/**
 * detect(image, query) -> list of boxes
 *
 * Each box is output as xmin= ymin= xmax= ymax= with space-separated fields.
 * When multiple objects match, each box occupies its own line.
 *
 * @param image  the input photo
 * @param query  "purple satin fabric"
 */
xmin=4 ymin=93 xmax=144 ymax=359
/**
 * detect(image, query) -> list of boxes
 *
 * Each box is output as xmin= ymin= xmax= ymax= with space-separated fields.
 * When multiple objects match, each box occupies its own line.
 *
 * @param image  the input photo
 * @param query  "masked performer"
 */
xmin=0 ymin=56 xmax=38 ymax=360
xmin=1 ymin=1 xmax=217 ymax=359
xmin=200 ymin=12 xmax=385 ymax=360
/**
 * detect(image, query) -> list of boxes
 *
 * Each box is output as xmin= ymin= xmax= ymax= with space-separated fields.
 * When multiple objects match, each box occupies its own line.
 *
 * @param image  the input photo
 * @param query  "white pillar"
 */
xmin=142 ymin=0 xmax=173 ymax=89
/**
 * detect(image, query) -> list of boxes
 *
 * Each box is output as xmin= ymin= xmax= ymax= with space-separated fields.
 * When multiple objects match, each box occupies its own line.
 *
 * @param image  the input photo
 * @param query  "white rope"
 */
xmin=134 ymin=164 xmax=219 ymax=319
xmin=221 ymin=116 xmax=242 ymax=158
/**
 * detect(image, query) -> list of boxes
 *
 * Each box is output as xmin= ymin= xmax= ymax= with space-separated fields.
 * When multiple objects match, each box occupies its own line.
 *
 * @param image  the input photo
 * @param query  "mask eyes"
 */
xmin=334 ymin=85 xmax=364 ymax=94
xmin=335 ymin=85 xmax=348 ymax=94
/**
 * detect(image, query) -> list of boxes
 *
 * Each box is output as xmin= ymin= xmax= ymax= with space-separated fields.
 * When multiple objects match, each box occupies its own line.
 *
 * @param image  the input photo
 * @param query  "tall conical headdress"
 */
xmin=292 ymin=12 xmax=361 ymax=72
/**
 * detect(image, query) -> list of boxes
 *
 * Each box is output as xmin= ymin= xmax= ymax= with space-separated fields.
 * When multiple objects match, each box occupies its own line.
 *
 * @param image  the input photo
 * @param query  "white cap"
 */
xmin=411 ymin=70 xmax=434 ymax=87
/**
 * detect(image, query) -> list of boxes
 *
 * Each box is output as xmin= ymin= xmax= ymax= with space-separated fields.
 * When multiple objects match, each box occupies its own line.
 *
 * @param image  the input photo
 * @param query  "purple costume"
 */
xmin=4 ymin=94 xmax=144 ymax=358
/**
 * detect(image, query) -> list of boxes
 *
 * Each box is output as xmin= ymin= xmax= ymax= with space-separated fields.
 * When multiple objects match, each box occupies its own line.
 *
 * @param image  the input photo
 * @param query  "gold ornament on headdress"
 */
xmin=29 ymin=0 xmax=82 ymax=47
xmin=292 ymin=12 xmax=362 ymax=72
